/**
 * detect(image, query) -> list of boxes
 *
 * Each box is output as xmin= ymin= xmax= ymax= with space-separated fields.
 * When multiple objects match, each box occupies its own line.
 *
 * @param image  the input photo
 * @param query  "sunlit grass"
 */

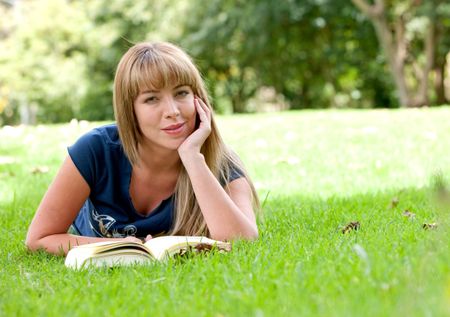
xmin=0 ymin=108 xmax=449 ymax=316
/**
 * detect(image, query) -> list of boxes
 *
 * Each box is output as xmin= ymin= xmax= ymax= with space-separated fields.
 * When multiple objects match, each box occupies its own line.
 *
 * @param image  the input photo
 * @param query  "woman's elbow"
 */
xmin=25 ymin=232 xmax=44 ymax=252
xmin=213 ymin=226 xmax=259 ymax=241
xmin=25 ymin=236 xmax=38 ymax=252
xmin=232 ymin=229 xmax=259 ymax=241
xmin=243 ymin=226 xmax=259 ymax=240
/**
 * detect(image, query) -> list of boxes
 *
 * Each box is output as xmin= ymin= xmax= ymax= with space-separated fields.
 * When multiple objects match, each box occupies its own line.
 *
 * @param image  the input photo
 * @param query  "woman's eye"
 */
xmin=144 ymin=96 xmax=157 ymax=103
xmin=176 ymin=90 xmax=189 ymax=97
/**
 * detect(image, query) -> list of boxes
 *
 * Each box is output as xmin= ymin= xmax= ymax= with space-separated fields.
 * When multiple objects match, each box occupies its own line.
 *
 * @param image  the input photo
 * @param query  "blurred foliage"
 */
xmin=181 ymin=0 xmax=396 ymax=110
xmin=0 ymin=0 xmax=449 ymax=124
xmin=0 ymin=0 xmax=89 ymax=123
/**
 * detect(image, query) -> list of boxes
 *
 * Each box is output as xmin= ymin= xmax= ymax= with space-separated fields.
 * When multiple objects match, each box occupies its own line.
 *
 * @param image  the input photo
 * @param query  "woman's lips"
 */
xmin=162 ymin=122 xmax=185 ymax=135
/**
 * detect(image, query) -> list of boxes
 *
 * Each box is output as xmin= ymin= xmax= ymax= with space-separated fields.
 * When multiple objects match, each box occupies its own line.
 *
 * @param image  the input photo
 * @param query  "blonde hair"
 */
xmin=113 ymin=41 xmax=259 ymax=236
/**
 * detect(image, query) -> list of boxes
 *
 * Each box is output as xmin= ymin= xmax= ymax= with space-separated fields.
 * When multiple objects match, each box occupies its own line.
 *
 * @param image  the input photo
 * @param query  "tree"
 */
xmin=351 ymin=0 xmax=449 ymax=107
xmin=70 ymin=0 xmax=188 ymax=120
xmin=0 ymin=0 xmax=90 ymax=124
xmin=0 ymin=0 xmax=186 ymax=124
xmin=179 ymin=0 xmax=261 ymax=112
xmin=181 ymin=0 xmax=395 ymax=110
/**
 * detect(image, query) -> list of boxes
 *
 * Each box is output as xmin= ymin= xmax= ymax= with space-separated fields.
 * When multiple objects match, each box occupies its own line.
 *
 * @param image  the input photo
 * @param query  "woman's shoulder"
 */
xmin=85 ymin=123 xmax=121 ymax=146
xmin=68 ymin=123 xmax=124 ymax=161
xmin=68 ymin=124 xmax=128 ymax=187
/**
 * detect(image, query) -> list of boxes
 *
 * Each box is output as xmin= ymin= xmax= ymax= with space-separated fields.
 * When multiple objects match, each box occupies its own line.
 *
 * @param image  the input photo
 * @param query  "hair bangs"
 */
xmin=132 ymin=50 xmax=198 ymax=95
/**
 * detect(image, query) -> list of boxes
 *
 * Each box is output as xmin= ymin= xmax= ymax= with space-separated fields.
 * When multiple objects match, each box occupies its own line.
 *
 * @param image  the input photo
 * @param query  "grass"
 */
xmin=0 ymin=108 xmax=449 ymax=316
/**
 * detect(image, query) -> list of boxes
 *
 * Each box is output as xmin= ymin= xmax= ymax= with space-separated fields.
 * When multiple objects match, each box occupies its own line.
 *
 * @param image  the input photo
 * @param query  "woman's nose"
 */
xmin=163 ymin=97 xmax=180 ymax=118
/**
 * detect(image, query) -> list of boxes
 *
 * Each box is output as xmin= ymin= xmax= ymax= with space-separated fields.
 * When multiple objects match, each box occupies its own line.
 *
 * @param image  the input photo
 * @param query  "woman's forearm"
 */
xmin=26 ymin=233 xmax=140 ymax=256
xmin=180 ymin=153 xmax=258 ymax=241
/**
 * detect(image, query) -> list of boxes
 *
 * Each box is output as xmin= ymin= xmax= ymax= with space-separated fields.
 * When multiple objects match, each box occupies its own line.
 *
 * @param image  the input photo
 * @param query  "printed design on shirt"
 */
xmin=90 ymin=208 xmax=117 ymax=237
xmin=89 ymin=208 xmax=138 ymax=238
xmin=123 ymin=225 xmax=137 ymax=236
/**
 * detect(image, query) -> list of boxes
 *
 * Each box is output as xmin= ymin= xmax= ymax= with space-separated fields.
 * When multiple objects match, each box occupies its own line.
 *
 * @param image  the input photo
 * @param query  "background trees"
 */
xmin=0 ymin=0 xmax=448 ymax=124
xmin=0 ymin=0 xmax=89 ymax=124
xmin=181 ymin=0 xmax=394 ymax=111
xmin=352 ymin=0 xmax=450 ymax=107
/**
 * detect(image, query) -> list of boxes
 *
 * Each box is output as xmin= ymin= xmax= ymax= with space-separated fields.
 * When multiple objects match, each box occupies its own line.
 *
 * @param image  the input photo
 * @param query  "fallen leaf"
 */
xmin=31 ymin=166 xmax=49 ymax=174
xmin=0 ymin=171 xmax=15 ymax=177
xmin=422 ymin=223 xmax=438 ymax=230
xmin=342 ymin=221 xmax=360 ymax=234
xmin=275 ymin=157 xmax=300 ymax=165
xmin=402 ymin=210 xmax=416 ymax=218
xmin=390 ymin=197 xmax=399 ymax=208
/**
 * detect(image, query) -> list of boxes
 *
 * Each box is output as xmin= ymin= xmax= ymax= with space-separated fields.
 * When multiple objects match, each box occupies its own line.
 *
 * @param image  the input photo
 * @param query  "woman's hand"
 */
xmin=178 ymin=97 xmax=211 ymax=161
xmin=123 ymin=236 xmax=143 ymax=243
xmin=122 ymin=235 xmax=151 ymax=243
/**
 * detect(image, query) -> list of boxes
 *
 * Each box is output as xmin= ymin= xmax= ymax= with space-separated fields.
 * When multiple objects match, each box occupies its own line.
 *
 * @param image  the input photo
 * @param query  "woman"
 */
xmin=26 ymin=41 xmax=259 ymax=255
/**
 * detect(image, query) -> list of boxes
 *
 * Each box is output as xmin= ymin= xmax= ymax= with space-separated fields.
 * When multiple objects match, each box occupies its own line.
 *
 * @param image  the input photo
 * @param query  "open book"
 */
xmin=65 ymin=236 xmax=231 ymax=269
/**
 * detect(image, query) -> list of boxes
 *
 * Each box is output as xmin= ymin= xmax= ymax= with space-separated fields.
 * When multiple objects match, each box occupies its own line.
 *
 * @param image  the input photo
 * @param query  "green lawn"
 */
xmin=0 ymin=108 xmax=449 ymax=316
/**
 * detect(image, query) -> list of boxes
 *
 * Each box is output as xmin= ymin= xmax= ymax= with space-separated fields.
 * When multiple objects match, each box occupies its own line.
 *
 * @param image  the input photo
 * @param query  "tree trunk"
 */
xmin=19 ymin=101 xmax=37 ymax=125
xmin=231 ymin=95 xmax=244 ymax=113
xmin=372 ymin=16 xmax=411 ymax=107
xmin=433 ymin=11 xmax=449 ymax=105
xmin=434 ymin=59 xmax=448 ymax=105
xmin=412 ymin=18 xmax=435 ymax=107
xmin=352 ymin=0 xmax=410 ymax=107
xmin=351 ymin=0 xmax=435 ymax=108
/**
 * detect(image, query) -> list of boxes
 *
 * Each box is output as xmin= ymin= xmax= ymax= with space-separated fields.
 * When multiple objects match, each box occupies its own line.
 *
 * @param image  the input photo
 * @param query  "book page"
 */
xmin=65 ymin=240 xmax=153 ymax=269
xmin=86 ymin=253 xmax=151 ymax=267
xmin=72 ymin=240 xmax=152 ymax=255
xmin=66 ymin=250 xmax=152 ymax=269
xmin=65 ymin=236 xmax=231 ymax=268
xmin=144 ymin=236 xmax=230 ymax=261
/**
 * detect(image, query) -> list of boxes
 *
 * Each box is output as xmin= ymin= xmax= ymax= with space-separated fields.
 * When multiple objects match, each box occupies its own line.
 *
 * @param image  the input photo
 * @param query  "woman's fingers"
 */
xmin=123 ymin=236 xmax=143 ymax=243
xmin=178 ymin=97 xmax=212 ymax=157
xmin=195 ymin=97 xmax=211 ymax=127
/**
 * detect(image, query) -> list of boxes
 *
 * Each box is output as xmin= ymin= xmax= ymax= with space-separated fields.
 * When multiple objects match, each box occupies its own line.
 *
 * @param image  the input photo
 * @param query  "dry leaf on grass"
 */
xmin=422 ymin=223 xmax=438 ymax=230
xmin=390 ymin=197 xmax=399 ymax=208
xmin=0 ymin=171 xmax=15 ymax=177
xmin=402 ymin=210 xmax=416 ymax=218
xmin=31 ymin=166 xmax=50 ymax=174
xmin=342 ymin=221 xmax=360 ymax=234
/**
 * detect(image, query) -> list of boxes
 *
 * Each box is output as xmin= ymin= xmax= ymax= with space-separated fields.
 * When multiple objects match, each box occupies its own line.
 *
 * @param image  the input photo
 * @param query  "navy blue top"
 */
xmin=68 ymin=124 xmax=243 ymax=238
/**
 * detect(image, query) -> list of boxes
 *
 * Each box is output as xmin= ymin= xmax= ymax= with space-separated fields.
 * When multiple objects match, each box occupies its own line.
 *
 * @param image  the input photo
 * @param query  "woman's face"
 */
xmin=133 ymin=84 xmax=197 ymax=152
